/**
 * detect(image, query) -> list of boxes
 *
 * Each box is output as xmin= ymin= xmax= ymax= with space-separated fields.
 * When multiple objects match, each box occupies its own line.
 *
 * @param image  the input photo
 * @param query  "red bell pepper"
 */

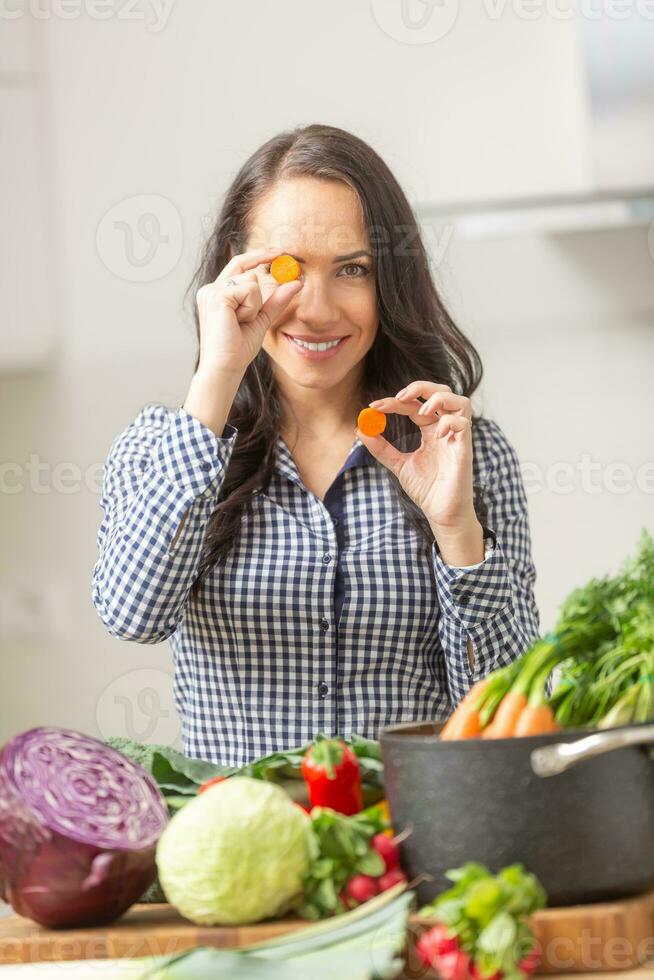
xmin=301 ymin=739 xmax=363 ymax=815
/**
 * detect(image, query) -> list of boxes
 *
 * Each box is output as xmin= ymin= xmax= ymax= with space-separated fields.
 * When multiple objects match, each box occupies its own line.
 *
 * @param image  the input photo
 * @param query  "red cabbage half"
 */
xmin=0 ymin=726 xmax=169 ymax=928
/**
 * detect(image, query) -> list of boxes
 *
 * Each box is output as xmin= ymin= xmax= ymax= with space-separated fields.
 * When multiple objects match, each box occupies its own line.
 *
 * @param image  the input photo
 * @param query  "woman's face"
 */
xmin=245 ymin=177 xmax=379 ymax=392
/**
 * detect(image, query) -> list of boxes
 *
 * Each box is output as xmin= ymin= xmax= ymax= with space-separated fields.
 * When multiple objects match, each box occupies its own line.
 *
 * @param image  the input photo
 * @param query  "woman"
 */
xmin=92 ymin=124 xmax=540 ymax=767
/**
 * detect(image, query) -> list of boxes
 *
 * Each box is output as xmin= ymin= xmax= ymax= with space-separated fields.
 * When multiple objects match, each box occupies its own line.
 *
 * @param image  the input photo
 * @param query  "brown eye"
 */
xmin=341 ymin=263 xmax=370 ymax=278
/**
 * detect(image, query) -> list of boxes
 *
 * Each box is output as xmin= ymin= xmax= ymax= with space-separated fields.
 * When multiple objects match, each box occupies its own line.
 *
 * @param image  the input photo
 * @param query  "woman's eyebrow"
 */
xmin=333 ymin=250 xmax=373 ymax=262
xmin=283 ymin=250 xmax=373 ymax=264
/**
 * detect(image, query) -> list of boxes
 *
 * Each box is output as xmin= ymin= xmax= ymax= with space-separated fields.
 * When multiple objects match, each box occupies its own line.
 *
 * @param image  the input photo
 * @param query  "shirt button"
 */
xmin=322 ymin=553 xmax=332 ymax=564
xmin=319 ymin=618 xmax=329 ymax=631
xmin=200 ymin=461 xmax=212 ymax=471
xmin=317 ymin=682 xmax=329 ymax=698
xmin=458 ymin=592 xmax=470 ymax=605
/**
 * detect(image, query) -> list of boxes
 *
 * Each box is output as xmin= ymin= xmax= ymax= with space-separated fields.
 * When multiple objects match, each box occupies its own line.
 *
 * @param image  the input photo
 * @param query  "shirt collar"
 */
xmin=274 ymin=434 xmax=376 ymax=489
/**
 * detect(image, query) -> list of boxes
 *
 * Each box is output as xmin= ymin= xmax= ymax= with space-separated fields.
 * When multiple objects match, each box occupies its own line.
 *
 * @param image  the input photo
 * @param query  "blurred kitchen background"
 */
xmin=1 ymin=0 xmax=653 ymax=748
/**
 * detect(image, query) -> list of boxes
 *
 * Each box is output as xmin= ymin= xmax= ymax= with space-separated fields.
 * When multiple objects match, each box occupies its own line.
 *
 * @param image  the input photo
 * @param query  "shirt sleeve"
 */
xmin=432 ymin=417 xmax=541 ymax=706
xmin=91 ymin=403 xmax=238 ymax=644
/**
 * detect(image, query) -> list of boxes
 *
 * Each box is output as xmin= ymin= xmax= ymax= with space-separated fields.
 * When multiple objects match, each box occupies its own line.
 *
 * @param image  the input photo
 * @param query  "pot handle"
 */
xmin=530 ymin=725 xmax=654 ymax=778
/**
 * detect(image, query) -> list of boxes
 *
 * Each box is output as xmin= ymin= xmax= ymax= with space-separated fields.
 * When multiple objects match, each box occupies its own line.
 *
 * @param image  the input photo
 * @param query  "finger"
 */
xmin=417 ymin=391 xmax=472 ymax=420
xmin=396 ymin=381 xmax=452 ymax=402
xmin=218 ymin=248 xmax=286 ymax=281
xmin=197 ymin=276 xmax=256 ymax=311
xmin=368 ymin=396 xmax=422 ymax=416
xmin=231 ymin=279 xmax=264 ymax=324
xmin=433 ymin=414 xmax=472 ymax=440
xmin=256 ymin=279 xmax=304 ymax=331
xmin=218 ymin=270 xmax=260 ymax=291
xmin=366 ymin=396 xmax=432 ymax=427
xmin=356 ymin=429 xmax=408 ymax=476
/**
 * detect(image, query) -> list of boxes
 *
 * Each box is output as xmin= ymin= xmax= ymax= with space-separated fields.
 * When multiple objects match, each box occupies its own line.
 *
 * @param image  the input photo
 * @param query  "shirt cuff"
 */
xmin=432 ymin=527 xmax=513 ymax=630
xmin=151 ymin=407 xmax=238 ymax=498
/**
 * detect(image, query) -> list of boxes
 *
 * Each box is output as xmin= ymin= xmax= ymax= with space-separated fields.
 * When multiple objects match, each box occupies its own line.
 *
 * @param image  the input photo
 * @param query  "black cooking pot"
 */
xmin=380 ymin=721 xmax=654 ymax=906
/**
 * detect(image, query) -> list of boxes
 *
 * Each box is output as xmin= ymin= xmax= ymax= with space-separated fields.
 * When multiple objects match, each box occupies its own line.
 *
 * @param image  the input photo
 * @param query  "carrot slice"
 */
xmin=357 ymin=407 xmax=387 ymax=437
xmin=270 ymin=254 xmax=301 ymax=284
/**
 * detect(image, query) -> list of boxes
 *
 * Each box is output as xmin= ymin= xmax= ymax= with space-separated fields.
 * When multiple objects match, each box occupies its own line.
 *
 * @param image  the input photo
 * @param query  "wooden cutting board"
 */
xmin=410 ymin=890 xmax=654 ymax=976
xmin=1 ymin=890 xmax=654 ymax=973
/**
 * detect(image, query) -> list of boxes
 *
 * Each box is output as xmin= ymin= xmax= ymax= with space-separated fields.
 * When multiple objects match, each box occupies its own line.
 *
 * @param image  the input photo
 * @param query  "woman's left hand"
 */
xmin=357 ymin=381 xmax=479 ymax=537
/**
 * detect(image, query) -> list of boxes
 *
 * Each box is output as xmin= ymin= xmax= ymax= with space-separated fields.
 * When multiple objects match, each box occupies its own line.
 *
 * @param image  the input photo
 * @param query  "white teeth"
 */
xmin=291 ymin=338 xmax=342 ymax=352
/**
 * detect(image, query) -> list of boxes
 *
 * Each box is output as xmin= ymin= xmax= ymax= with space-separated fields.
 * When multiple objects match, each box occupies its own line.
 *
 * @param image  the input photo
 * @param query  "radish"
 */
xmin=378 ymin=868 xmax=407 ymax=891
xmin=371 ymin=833 xmax=400 ymax=871
xmin=436 ymin=949 xmax=472 ymax=980
xmin=345 ymin=874 xmax=380 ymax=904
xmin=518 ymin=945 xmax=541 ymax=975
xmin=416 ymin=923 xmax=460 ymax=966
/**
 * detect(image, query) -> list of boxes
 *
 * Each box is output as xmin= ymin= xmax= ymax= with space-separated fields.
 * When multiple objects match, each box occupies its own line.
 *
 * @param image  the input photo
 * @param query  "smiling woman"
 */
xmin=91 ymin=124 xmax=541 ymax=767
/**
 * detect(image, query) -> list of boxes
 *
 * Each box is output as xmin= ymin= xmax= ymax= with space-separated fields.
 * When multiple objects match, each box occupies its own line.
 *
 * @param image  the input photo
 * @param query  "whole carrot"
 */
xmin=484 ymin=641 xmax=560 ymax=739
xmin=513 ymin=662 xmax=562 ymax=737
xmin=440 ymin=666 xmax=520 ymax=741
xmin=485 ymin=690 xmax=529 ymax=738
xmin=440 ymin=677 xmax=492 ymax=739
xmin=513 ymin=704 xmax=561 ymax=737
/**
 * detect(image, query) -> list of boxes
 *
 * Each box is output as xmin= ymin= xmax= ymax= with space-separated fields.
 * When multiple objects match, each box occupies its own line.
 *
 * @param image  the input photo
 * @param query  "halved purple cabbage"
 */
xmin=0 ymin=727 xmax=169 ymax=928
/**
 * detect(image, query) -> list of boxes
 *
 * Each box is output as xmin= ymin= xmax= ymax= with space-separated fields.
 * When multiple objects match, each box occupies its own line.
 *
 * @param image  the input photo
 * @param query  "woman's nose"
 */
xmin=292 ymin=273 xmax=339 ymax=328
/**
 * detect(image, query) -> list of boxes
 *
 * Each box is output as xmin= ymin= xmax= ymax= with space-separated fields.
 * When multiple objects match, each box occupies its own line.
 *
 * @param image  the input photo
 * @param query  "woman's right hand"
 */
xmin=194 ymin=248 xmax=303 ymax=380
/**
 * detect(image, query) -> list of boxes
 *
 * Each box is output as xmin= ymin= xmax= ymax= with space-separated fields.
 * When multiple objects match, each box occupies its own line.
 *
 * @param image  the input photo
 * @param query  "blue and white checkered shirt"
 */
xmin=92 ymin=404 xmax=540 ymax=766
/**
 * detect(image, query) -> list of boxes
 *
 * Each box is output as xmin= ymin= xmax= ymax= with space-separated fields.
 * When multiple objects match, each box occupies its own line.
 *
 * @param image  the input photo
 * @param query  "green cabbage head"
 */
xmin=156 ymin=776 xmax=310 ymax=925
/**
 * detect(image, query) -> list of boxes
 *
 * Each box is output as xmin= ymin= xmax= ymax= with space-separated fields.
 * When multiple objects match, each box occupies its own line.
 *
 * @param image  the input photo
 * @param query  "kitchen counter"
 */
xmin=2 ymin=895 xmax=653 ymax=977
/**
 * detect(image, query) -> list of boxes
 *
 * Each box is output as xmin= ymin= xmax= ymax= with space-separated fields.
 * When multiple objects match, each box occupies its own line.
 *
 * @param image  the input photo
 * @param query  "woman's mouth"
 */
xmin=283 ymin=334 xmax=350 ymax=361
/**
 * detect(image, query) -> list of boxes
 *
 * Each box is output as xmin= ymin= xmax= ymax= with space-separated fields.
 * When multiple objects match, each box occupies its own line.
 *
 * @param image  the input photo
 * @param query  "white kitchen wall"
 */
xmin=1 ymin=1 xmax=652 ymax=745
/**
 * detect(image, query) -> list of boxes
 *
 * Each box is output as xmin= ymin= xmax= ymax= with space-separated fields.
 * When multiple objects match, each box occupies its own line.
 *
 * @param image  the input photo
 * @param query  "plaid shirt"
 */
xmin=92 ymin=404 xmax=540 ymax=766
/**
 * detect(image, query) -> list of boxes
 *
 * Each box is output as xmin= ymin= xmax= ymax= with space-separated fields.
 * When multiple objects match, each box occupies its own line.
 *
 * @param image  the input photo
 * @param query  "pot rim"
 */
xmin=379 ymin=718 xmax=654 ymax=749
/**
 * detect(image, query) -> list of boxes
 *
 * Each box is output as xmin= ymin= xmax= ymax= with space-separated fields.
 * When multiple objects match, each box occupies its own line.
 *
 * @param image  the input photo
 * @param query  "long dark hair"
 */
xmin=185 ymin=124 xmax=485 ymax=601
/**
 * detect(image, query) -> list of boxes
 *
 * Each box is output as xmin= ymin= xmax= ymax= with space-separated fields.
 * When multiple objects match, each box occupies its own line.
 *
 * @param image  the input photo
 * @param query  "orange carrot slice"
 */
xmin=270 ymin=254 xmax=301 ymax=284
xmin=357 ymin=407 xmax=387 ymax=437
